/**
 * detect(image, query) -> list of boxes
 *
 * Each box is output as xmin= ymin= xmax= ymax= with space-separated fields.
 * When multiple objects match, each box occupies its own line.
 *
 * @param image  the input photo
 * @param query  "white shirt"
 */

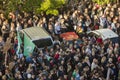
xmin=91 ymin=62 xmax=98 ymax=71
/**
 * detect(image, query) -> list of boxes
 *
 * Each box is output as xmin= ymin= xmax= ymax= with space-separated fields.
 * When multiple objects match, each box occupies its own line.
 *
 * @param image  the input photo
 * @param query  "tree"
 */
xmin=92 ymin=0 xmax=117 ymax=5
xmin=1 ymin=0 xmax=66 ymax=16
xmin=37 ymin=0 xmax=66 ymax=16
xmin=0 ymin=0 xmax=23 ymax=17
xmin=22 ymin=0 xmax=42 ymax=14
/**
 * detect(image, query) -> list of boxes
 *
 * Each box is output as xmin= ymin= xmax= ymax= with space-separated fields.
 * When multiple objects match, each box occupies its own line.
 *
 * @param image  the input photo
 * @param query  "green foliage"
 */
xmin=92 ymin=0 xmax=117 ymax=5
xmin=0 ymin=0 xmax=22 ymax=17
xmin=40 ymin=0 xmax=51 ymax=11
xmin=1 ymin=0 xmax=66 ymax=16
xmin=37 ymin=0 xmax=66 ymax=16
xmin=22 ymin=0 xmax=42 ymax=13
xmin=46 ymin=9 xmax=59 ymax=16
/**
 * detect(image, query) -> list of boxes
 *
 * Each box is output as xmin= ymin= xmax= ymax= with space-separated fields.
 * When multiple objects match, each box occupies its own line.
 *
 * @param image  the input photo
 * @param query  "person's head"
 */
xmin=93 ymin=58 xmax=98 ymax=64
xmin=17 ymin=22 xmax=21 ymax=27
xmin=2 ymin=75 xmax=6 ymax=80
xmin=27 ymin=73 xmax=32 ymax=79
xmin=117 ymin=56 xmax=120 ymax=63
xmin=115 ymin=43 xmax=119 ymax=48
xmin=5 ymin=69 xmax=9 ymax=74
xmin=10 ymin=22 xmax=15 ymax=27
xmin=42 ymin=17 xmax=46 ymax=23
xmin=71 ymin=77 xmax=75 ymax=80
xmin=95 ymin=72 xmax=99 ymax=78
xmin=0 ymin=36 xmax=3 ymax=42
xmin=0 ymin=19 xmax=2 ymax=25
xmin=50 ymin=48 xmax=54 ymax=52
xmin=107 ymin=3 xmax=111 ymax=8
xmin=107 ymin=16 xmax=111 ymax=21
xmin=28 ymin=19 xmax=32 ymax=24
xmin=83 ymin=66 xmax=89 ymax=72
xmin=110 ymin=11 xmax=114 ymax=18
xmin=85 ymin=56 xmax=89 ymax=61
xmin=0 ymin=13 xmax=4 ymax=19
xmin=84 ymin=8 xmax=88 ymax=14
xmin=108 ymin=58 xmax=113 ymax=63
xmin=101 ymin=56 xmax=106 ymax=63
xmin=108 ymin=49 xmax=113 ymax=55
xmin=59 ymin=66 xmax=63 ymax=71
xmin=17 ymin=58 xmax=21 ymax=63
xmin=0 ymin=71 xmax=2 ymax=76
xmin=77 ymin=22 xmax=82 ymax=27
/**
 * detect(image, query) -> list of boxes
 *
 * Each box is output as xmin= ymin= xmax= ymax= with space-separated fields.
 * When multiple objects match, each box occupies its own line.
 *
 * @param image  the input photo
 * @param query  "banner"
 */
xmin=24 ymin=34 xmax=35 ymax=56
xmin=16 ymin=31 xmax=22 ymax=55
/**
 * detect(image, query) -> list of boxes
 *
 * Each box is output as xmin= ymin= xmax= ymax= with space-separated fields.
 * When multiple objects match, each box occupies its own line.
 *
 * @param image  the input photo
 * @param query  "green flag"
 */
xmin=16 ymin=31 xmax=22 ymax=55
xmin=24 ymin=34 xmax=35 ymax=56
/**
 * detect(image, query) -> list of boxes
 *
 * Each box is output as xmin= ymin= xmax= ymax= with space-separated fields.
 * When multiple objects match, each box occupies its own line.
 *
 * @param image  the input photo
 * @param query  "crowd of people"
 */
xmin=0 ymin=0 xmax=120 ymax=80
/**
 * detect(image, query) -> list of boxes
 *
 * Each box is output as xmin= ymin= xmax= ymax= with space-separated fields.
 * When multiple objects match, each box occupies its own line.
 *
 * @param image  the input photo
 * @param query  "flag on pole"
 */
xmin=24 ymin=34 xmax=35 ymax=56
xmin=16 ymin=31 xmax=22 ymax=55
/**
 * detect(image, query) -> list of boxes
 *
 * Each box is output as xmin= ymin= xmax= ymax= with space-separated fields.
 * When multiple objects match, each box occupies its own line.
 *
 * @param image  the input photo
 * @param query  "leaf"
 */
xmin=40 ymin=0 xmax=51 ymax=11
xmin=1 ymin=0 xmax=66 ymax=16
xmin=92 ymin=0 xmax=116 ymax=5
xmin=38 ymin=0 xmax=65 ymax=15
xmin=46 ymin=9 xmax=59 ymax=16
